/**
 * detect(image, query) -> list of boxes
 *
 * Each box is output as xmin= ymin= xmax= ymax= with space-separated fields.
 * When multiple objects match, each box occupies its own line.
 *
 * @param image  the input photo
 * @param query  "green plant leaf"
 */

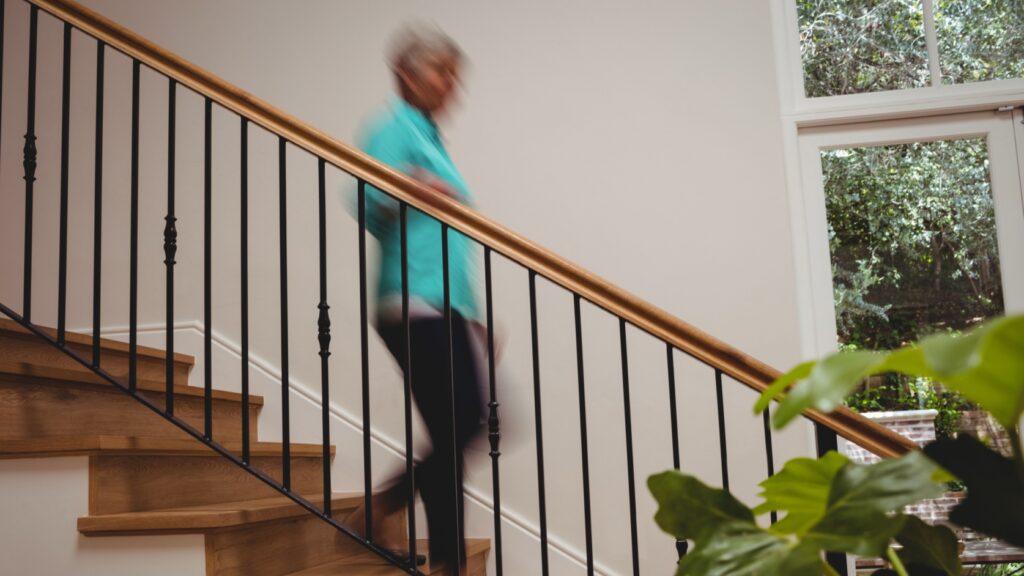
xmin=828 ymin=451 xmax=948 ymax=513
xmin=894 ymin=516 xmax=961 ymax=576
xmin=753 ymin=451 xmax=849 ymax=534
xmin=753 ymin=360 xmax=815 ymax=414
xmin=758 ymin=315 xmax=1024 ymax=430
xmin=648 ymin=471 xmax=754 ymax=543
xmin=803 ymin=507 xmax=905 ymax=558
xmin=676 ymin=522 xmax=824 ymax=576
xmin=881 ymin=316 xmax=1024 ymax=429
xmin=924 ymin=436 xmax=1024 ymax=546
xmin=769 ymin=350 xmax=888 ymax=428
xmin=799 ymin=451 xmax=946 ymax=557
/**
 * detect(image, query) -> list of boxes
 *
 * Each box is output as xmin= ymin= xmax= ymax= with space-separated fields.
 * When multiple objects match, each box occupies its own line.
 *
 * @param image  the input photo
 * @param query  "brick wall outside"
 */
xmin=844 ymin=410 xmax=967 ymax=529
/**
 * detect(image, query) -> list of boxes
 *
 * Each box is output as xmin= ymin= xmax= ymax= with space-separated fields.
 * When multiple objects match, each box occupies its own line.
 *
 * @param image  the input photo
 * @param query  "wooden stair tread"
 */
xmin=285 ymin=539 xmax=491 ymax=575
xmin=0 ymin=435 xmax=333 ymax=458
xmin=0 ymin=360 xmax=263 ymax=405
xmin=79 ymin=493 xmax=361 ymax=534
xmin=0 ymin=318 xmax=194 ymax=366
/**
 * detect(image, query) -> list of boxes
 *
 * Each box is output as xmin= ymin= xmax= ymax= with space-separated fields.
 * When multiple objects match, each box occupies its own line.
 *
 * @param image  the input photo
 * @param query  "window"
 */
xmin=823 ymin=138 xmax=1004 ymax=351
xmin=798 ymin=0 xmax=1024 ymax=98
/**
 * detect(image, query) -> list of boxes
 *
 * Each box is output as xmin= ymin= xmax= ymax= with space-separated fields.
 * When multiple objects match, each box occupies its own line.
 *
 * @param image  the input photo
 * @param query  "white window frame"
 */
xmin=770 ymin=0 xmax=1024 ymax=126
xmin=768 ymin=0 xmax=1024 ymax=357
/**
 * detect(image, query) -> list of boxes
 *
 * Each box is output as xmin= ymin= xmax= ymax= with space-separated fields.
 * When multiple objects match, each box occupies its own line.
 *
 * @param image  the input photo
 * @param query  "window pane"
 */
xmin=936 ymin=0 xmax=1024 ymax=84
xmin=799 ymin=0 xmax=931 ymax=97
xmin=823 ymin=138 xmax=1004 ymax=352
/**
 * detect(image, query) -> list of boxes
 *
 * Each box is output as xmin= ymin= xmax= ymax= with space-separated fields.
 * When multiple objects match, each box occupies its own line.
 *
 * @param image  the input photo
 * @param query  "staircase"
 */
xmin=0 ymin=318 xmax=489 ymax=574
xmin=0 ymin=0 xmax=917 ymax=574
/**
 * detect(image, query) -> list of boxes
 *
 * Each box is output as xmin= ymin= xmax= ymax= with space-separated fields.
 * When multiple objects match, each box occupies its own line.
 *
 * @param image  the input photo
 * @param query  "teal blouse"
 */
xmin=358 ymin=98 xmax=479 ymax=320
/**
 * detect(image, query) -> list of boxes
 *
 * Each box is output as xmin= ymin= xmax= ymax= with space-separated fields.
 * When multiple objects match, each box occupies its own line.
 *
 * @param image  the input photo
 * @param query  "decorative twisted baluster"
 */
xmin=316 ymin=158 xmax=332 ymax=517
xmin=22 ymin=6 xmax=39 ymax=322
xmin=164 ymin=78 xmax=177 ymax=416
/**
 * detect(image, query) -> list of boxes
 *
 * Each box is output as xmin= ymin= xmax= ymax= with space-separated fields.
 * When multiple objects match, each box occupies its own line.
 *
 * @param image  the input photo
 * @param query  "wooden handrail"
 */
xmin=29 ymin=0 xmax=916 ymax=459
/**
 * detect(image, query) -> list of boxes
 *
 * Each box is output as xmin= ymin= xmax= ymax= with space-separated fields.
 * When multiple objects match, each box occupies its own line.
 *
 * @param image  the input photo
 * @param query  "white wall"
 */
xmin=0 ymin=1 xmax=814 ymax=574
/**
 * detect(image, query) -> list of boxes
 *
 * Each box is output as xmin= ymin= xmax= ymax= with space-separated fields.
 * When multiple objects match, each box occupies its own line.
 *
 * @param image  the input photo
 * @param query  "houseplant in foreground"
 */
xmin=649 ymin=315 xmax=1024 ymax=575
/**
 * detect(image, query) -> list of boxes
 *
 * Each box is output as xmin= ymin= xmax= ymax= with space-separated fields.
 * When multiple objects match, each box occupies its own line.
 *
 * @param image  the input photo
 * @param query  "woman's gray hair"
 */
xmin=388 ymin=24 xmax=462 ymax=75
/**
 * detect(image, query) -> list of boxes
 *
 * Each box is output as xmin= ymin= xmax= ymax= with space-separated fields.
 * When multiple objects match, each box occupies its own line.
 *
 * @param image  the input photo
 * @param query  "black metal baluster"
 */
xmin=667 ymin=345 xmax=688 ymax=559
xmin=667 ymin=345 xmax=680 ymax=471
xmin=128 ymin=59 xmax=140 ymax=393
xmin=816 ymin=423 xmax=848 ymax=575
xmin=22 ymin=6 xmax=38 ymax=322
xmin=485 ymin=248 xmax=503 ymax=576
xmin=56 ymin=22 xmax=71 ymax=345
xmin=278 ymin=137 xmax=291 ymax=490
xmin=573 ymin=295 xmax=594 ymax=575
xmin=619 ymin=319 xmax=640 ymax=576
xmin=399 ymin=203 xmax=417 ymax=564
xmin=528 ymin=271 xmax=549 ymax=576
xmin=240 ymin=118 xmax=250 ymax=464
xmin=91 ymin=41 xmax=104 ymax=367
xmin=164 ymin=78 xmax=177 ymax=415
xmin=357 ymin=180 xmax=373 ymax=540
xmin=762 ymin=408 xmax=777 ymax=524
xmin=714 ymin=369 xmax=729 ymax=491
xmin=316 ymin=158 xmax=332 ymax=517
xmin=203 ymin=97 xmax=213 ymax=440
xmin=441 ymin=224 xmax=463 ymax=574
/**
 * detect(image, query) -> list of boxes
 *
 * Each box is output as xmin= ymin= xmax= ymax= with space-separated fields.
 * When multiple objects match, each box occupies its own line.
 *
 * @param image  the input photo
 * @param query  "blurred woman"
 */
xmin=345 ymin=25 xmax=483 ymax=572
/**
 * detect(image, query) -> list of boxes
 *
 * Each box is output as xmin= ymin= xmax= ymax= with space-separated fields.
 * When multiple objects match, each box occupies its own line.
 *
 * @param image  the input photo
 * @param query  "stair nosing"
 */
xmin=0 ymin=360 xmax=264 ymax=405
xmin=78 ymin=493 xmax=362 ymax=534
xmin=0 ymin=435 xmax=335 ymax=459
xmin=0 ymin=318 xmax=195 ymax=366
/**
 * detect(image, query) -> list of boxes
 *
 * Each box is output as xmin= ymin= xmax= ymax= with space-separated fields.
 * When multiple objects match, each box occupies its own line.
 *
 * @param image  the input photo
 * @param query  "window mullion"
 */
xmin=922 ymin=0 xmax=943 ymax=87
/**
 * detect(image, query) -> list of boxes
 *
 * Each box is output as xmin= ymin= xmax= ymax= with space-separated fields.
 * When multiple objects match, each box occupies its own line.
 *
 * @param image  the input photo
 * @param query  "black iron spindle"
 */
xmin=816 ymin=423 xmax=849 ymax=575
xmin=316 ymin=158 xmax=332 ymax=517
xmin=128 ymin=59 xmax=140 ymax=393
xmin=666 ymin=345 xmax=680 ymax=471
xmin=665 ymin=344 xmax=688 ymax=559
xmin=528 ymin=271 xmax=549 ymax=576
xmin=714 ymin=368 xmax=729 ymax=491
xmin=357 ymin=180 xmax=373 ymax=539
xmin=573 ymin=294 xmax=594 ymax=575
xmin=240 ymin=118 xmax=250 ymax=464
xmin=762 ymin=408 xmax=777 ymax=524
xmin=485 ymin=248 xmax=504 ymax=576
xmin=441 ymin=224 xmax=463 ymax=574
xmin=619 ymin=319 xmax=640 ymax=576
xmin=203 ymin=97 xmax=213 ymax=440
xmin=56 ymin=22 xmax=71 ymax=345
xmin=91 ymin=41 xmax=104 ymax=367
xmin=278 ymin=137 xmax=291 ymax=490
xmin=22 ymin=5 xmax=38 ymax=322
xmin=399 ymin=203 xmax=417 ymax=564
xmin=164 ymin=78 xmax=177 ymax=415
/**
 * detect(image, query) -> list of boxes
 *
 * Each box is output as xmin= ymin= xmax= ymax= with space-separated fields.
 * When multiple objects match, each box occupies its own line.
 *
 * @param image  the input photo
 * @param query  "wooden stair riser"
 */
xmin=0 ymin=377 xmax=258 ymax=444
xmin=205 ymin=512 xmax=407 ymax=576
xmin=0 ymin=330 xmax=192 ymax=385
xmin=89 ymin=454 xmax=326 ymax=515
xmin=285 ymin=539 xmax=490 ymax=575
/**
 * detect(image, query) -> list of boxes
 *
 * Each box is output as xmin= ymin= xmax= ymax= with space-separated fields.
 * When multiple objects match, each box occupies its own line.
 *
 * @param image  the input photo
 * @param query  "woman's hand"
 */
xmin=411 ymin=167 xmax=460 ymax=201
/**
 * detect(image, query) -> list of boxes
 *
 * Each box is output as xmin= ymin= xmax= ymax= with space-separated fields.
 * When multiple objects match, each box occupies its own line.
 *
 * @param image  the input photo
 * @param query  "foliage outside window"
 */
xmin=798 ymin=0 xmax=1024 ymax=97
xmin=823 ymin=138 xmax=1004 ymax=430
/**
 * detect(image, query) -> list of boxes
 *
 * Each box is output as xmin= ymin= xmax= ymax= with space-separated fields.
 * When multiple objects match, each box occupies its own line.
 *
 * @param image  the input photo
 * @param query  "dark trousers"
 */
xmin=379 ymin=313 xmax=484 ymax=567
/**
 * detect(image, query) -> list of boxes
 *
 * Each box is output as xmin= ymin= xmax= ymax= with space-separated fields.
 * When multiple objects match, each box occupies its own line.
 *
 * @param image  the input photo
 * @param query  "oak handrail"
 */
xmin=30 ymin=0 xmax=916 ymax=459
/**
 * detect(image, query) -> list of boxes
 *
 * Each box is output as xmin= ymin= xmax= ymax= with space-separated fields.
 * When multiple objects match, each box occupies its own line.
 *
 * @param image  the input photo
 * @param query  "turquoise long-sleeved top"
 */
xmin=358 ymin=97 xmax=479 ymax=321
